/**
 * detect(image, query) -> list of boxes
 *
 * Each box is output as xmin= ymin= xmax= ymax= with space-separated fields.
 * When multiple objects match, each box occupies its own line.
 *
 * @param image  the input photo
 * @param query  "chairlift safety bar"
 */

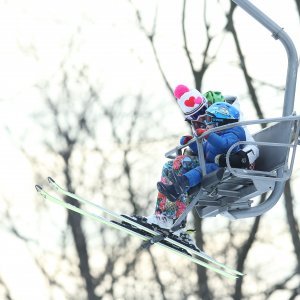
xmin=165 ymin=115 xmax=300 ymax=159
xmin=229 ymin=0 xmax=299 ymax=218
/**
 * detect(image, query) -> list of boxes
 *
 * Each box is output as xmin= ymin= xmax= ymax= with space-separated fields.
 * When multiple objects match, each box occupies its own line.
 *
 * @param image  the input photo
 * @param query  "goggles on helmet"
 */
xmin=205 ymin=114 xmax=238 ymax=126
xmin=205 ymin=114 xmax=220 ymax=125
xmin=186 ymin=105 xmax=207 ymax=121
xmin=185 ymin=105 xmax=207 ymax=129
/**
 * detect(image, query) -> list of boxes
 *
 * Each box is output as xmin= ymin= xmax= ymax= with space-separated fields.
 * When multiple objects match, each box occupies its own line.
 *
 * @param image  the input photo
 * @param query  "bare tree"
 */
xmin=1 ymin=0 xmax=299 ymax=299
xmin=128 ymin=0 xmax=300 ymax=299
xmin=295 ymin=0 xmax=300 ymax=18
xmin=14 ymin=25 xmax=196 ymax=298
xmin=0 ymin=276 xmax=12 ymax=300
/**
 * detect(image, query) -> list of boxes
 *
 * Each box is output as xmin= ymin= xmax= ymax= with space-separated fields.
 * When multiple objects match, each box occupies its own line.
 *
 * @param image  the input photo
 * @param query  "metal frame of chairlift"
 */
xmin=166 ymin=0 xmax=300 ymax=230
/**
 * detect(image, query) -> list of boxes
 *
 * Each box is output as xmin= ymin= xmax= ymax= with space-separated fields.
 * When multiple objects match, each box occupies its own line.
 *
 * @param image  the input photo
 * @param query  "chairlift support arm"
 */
xmin=232 ymin=0 xmax=298 ymax=116
xmin=229 ymin=0 xmax=299 ymax=218
xmin=166 ymin=1 xmax=299 ymax=220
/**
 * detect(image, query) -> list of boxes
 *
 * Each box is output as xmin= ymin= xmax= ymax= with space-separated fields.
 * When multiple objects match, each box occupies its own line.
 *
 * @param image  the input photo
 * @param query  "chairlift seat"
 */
xmin=194 ymin=119 xmax=297 ymax=219
xmin=169 ymin=0 xmax=300 ymax=224
xmin=252 ymin=121 xmax=292 ymax=171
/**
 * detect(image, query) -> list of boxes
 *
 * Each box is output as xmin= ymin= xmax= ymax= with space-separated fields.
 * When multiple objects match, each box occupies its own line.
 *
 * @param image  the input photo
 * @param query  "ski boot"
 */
xmin=122 ymin=214 xmax=179 ymax=233
xmin=146 ymin=214 xmax=174 ymax=230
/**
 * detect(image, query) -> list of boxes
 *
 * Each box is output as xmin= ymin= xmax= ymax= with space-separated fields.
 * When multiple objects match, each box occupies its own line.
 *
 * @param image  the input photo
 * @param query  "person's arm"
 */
xmin=215 ymin=150 xmax=250 ymax=168
xmin=207 ymin=132 xmax=241 ymax=153
xmin=179 ymin=135 xmax=199 ymax=154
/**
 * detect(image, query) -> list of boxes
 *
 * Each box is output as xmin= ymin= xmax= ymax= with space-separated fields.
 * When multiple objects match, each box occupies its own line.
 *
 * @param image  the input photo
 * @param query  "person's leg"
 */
xmin=159 ymin=162 xmax=219 ymax=218
xmin=170 ymin=162 xmax=219 ymax=196
xmin=154 ymin=156 xmax=199 ymax=219
xmin=154 ymin=160 xmax=175 ymax=217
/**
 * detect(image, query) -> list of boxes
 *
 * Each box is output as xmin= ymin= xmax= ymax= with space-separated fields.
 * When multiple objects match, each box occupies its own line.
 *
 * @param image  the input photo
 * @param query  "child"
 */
xmin=157 ymin=101 xmax=246 ymax=201
xmin=146 ymin=86 xmax=209 ymax=227
xmin=142 ymin=85 xmax=254 ymax=249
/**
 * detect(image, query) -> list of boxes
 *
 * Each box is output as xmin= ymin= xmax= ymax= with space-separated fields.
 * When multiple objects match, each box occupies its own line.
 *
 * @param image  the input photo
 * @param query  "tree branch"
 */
xmin=284 ymin=180 xmax=300 ymax=273
xmin=226 ymin=3 xmax=265 ymax=122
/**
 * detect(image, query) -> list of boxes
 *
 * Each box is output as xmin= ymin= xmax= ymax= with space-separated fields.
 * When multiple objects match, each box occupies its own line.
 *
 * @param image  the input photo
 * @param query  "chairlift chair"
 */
xmin=165 ymin=0 xmax=300 ymax=230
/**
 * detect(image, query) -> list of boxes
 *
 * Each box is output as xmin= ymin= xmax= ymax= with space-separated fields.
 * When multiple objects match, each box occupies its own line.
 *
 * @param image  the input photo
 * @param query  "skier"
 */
xmin=144 ymin=85 xmax=258 ymax=249
xmin=175 ymin=88 xmax=259 ymax=169
xmin=147 ymin=85 xmax=209 ymax=223
xmin=157 ymin=101 xmax=246 ymax=202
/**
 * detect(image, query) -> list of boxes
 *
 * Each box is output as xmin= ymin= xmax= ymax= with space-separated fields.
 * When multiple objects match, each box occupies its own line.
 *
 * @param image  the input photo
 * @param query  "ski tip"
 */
xmin=35 ymin=185 xmax=43 ymax=192
xmin=48 ymin=177 xmax=55 ymax=184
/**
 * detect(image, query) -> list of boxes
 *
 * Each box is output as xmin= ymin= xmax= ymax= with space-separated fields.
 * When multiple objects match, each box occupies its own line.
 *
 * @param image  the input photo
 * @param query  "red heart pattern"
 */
xmin=184 ymin=96 xmax=195 ymax=107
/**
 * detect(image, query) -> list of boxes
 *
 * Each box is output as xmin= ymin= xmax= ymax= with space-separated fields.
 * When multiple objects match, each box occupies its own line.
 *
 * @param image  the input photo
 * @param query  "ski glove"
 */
xmin=196 ymin=128 xmax=208 ymax=138
xmin=215 ymin=150 xmax=250 ymax=168
xmin=180 ymin=135 xmax=193 ymax=145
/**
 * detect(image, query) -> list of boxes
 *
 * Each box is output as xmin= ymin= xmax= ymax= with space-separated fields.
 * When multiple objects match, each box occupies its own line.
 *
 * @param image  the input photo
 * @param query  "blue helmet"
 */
xmin=205 ymin=102 xmax=240 ymax=126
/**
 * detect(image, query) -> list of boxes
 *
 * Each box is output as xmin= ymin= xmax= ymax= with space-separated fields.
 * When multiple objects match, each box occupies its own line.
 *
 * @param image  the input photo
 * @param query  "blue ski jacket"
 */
xmin=181 ymin=126 xmax=246 ymax=187
xmin=189 ymin=126 xmax=246 ymax=162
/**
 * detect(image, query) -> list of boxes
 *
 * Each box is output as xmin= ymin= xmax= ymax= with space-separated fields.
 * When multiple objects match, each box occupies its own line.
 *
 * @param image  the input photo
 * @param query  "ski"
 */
xmin=35 ymin=177 xmax=243 ymax=279
xmin=46 ymin=177 xmax=243 ymax=277
xmin=45 ymin=177 xmax=243 ymax=277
